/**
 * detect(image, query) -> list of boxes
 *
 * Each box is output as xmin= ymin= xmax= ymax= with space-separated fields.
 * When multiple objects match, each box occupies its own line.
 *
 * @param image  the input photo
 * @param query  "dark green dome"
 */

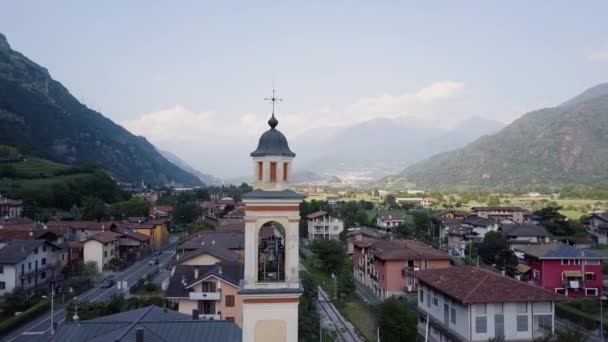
xmin=250 ymin=114 xmax=295 ymax=157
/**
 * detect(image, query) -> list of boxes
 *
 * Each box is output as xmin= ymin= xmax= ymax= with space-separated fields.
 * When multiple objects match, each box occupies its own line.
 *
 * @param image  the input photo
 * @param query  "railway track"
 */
xmin=317 ymin=287 xmax=361 ymax=342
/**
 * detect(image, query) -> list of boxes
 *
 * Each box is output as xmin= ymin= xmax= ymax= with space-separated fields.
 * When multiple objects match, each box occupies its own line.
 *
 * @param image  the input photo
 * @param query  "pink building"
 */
xmin=516 ymin=243 xmax=605 ymax=297
xmin=353 ymin=238 xmax=451 ymax=299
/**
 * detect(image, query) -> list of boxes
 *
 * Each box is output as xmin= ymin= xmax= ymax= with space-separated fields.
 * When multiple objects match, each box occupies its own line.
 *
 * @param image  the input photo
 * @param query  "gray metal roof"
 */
xmin=166 ymin=262 xmax=244 ymax=298
xmin=178 ymin=232 xmax=244 ymax=251
xmin=500 ymin=223 xmax=551 ymax=237
xmin=516 ymin=243 xmax=604 ymax=259
xmin=51 ymin=306 xmax=242 ymax=342
xmin=250 ymin=116 xmax=295 ymax=157
xmin=242 ymin=189 xmax=304 ymax=200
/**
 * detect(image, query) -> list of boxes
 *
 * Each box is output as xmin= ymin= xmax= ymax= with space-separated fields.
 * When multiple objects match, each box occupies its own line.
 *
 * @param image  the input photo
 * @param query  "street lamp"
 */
xmin=41 ymin=283 xmax=55 ymax=336
xmin=601 ymin=295 xmax=607 ymax=342
xmin=331 ymin=273 xmax=337 ymax=299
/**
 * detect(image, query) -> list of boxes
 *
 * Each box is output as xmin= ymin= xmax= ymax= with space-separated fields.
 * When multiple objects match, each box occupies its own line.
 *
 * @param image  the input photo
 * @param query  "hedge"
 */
xmin=0 ymin=299 xmax=50 ymax=336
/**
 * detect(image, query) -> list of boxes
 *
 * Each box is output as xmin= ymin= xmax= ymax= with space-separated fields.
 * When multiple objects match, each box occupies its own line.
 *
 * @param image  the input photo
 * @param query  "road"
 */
xmin=2 ymin=242 xmax=177 ymax=342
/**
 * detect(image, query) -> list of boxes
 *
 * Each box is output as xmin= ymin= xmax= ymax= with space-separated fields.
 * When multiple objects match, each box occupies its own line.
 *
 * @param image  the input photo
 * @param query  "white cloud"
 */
xmin=121 ymin=81 xmax=468 ymax=175
xmin=586 ymin=47 xmax=608 ymax=62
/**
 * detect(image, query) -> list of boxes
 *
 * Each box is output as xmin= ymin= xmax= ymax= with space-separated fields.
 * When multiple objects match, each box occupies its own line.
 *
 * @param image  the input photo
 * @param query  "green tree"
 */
xmin=534 ymin=206 xmax=570 ymax=236
xmin=378 ymin=298 xmax=417 ymax=342
xmin=478 ymin=231 xmax=508 ymax=265
xmin=495 ymin=249 xmax=518 ymax=272
xmin=0 ymin=164 xmax=17 ymax=178
xmin=173 ymin=203 xmax=202 ymax=224
xmin=81 ymin=196 xmax=108 ymax=220
xmin=309 ymin=239 xmax=346 ymax=275
xmin=299 ymin=271 xmax=321 ymax=342
xmin=110 ymin=197 xmax=150 ymax=218
xmin=337 ymin=262 xmax=355 ymax=299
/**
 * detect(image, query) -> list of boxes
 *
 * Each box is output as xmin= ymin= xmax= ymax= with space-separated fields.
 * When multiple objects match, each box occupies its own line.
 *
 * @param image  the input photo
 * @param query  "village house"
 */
xmin=0 ymin=239 xmax=61 ymax=296
xmin=438 ymin=210 xmax=470 ymax=221
xmin=460 ymin=216 xmax=499 ymax=238
xmin=587 ymin=212 xmax=608 ymax=244
xmin=327 ymin=196 xmax=339 ymax=205
xmin=306 ymin=211 xmax=344 ymax=240
xmin=471 ymin=207 xmax=526 ymax=224
xmin=376 ymin=212 xmax=406 ymax=231
xmin=83 ymin=231 xmax=121 ymax=272
xmin=165 ymin=261 xmax=244 ymax=326
xmin=177 ymin=232 xmax=245 ymax=262
xmin=51 ymin=305 xmax=241 ymax=342
xmin=442 ymin=224 xmax=480 ymax=257
xmin=149 ymin=205 xmax=174 ymax=219
xmin=515 ymin=243 xmax=605 ymax=297
xmin=0 ymin=194 xmax=23 ymax=219
xmin=412 ymin=266 xmax=566 ymax=342
xmin=498 ymin=223 xmax=551 ymax=249
xmin=345 ymin=227 xmax=384 ymax=255
xmin=352 ymin=237 xmax=451 ymax=299
xmin=115 ymin=217 xmax=169 ymax=249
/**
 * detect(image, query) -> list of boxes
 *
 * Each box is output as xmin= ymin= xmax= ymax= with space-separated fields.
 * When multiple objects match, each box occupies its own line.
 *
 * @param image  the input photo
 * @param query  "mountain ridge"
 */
xmin=0 ymin=33 xmax=202 ymax=186
xmin=399 ymin=83 xmax=608 ymax=187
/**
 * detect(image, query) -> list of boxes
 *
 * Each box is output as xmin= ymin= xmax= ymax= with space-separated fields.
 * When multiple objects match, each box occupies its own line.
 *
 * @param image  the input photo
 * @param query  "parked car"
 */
xmin=149 ymin=258 xmax=159 ymax=265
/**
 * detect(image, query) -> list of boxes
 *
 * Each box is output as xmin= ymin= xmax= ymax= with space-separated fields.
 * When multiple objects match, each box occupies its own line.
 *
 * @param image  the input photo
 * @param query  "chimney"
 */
xmin=194 ymin=266 xmax=199 ymax=279
xmin=192 ymin=309 xmax=199 ymax=320
xmin=136 ymin=327 xmax=144 ymax=342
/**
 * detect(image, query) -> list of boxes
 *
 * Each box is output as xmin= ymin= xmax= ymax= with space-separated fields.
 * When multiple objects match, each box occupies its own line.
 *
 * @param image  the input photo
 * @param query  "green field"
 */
xmin=11 ymin=157 xmax=69 ymax=176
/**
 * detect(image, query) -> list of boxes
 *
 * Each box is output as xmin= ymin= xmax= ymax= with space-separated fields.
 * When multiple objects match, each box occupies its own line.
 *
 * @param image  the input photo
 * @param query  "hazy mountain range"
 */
xmin=399 ymin=83 xmax=608 ymax=187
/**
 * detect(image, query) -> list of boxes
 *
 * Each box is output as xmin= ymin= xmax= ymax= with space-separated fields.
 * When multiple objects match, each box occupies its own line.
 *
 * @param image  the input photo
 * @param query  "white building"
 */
xmin=0 ymin=239 xmax=59 ymax=296
xmin=83 ymin=231 xmax=121 ymax=272
xmin=376 ymin=212 xmax=406 ymax=230
xmin=411 ymin=266 xmax=566 ymax=342
xmin=0 ymin=195 xmax=23 ymax=219
xmin=306 ymin=211 xmax=344 ymax=240
xmin=587 ymin=212 xmax=608 ymax=245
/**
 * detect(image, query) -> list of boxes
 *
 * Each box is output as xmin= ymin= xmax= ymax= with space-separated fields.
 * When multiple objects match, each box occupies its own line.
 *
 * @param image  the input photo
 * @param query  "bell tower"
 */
xmin=239 ymin=90 xmax=304 ymax=342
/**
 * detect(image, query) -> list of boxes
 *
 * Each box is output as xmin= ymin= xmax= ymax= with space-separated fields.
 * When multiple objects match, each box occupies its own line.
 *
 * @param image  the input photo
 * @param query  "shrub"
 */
xmin=0 ymin=299 xmax=50 ymax=335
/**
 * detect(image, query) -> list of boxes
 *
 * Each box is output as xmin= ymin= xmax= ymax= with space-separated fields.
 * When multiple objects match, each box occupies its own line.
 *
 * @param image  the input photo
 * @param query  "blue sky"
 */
xmin=1 ymin=1 xmax=607 ymax=176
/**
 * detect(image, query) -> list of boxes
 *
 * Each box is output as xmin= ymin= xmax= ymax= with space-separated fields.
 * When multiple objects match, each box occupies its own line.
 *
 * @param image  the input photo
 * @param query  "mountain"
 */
xmin=158 ymin=149 xmax=221 ymax=185
xmin=294 ymin=116 xmax=504 ymax=180
xmin=0 ymin=33 xmax=201 ymax=186
xmin=400 ymin=84 xmax=608 ymax=187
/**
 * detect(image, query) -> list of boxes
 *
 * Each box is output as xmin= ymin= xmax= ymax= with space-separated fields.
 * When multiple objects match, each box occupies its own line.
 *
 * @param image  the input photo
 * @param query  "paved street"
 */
xmin=2 ymin=243 xmax=177 ymax=342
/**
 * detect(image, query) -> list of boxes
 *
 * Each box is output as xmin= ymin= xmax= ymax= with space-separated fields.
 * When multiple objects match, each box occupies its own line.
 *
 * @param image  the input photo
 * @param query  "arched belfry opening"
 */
xmin=258 ymin=221 xmax=285 ymax=282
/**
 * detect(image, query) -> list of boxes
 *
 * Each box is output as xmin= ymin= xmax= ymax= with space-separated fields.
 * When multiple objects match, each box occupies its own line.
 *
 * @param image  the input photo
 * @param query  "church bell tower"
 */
xmin=239 ymin=90 xmax=304 ymax=342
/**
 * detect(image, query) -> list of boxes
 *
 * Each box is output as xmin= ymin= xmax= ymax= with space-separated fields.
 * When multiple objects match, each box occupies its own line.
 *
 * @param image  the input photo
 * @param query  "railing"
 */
xmin=189 ymin=292 xmax=221 ymax=300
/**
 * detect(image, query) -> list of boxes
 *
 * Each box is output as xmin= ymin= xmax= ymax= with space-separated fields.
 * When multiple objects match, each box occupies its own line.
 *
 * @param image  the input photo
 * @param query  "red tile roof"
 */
xmin=306 ymin=211 xmax=329 ymax=219
xmin=86 ymin=231 xmax=122 ymax=243
xmin=356 ymin=238 xmax=451 ymax=261
xmin=411 ymin=266 xmax=567 ymax=304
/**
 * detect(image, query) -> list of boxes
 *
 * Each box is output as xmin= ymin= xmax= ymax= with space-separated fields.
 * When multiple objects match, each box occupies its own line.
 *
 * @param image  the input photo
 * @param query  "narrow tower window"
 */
xmin=257 ymin=162 xmax=263 ymax=181
xmin=270 ymin=162 xmax=277 ymax=182
xmin=283 ymin=163 xmax=289 ymax=181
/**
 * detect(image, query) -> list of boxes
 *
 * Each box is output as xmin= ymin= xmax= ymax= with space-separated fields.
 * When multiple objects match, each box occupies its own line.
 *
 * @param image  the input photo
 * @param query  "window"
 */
xmin=585 ymin=259 xmax=600 ymax=265
xmin=27 ymin=276 xmax=31 ymax=284
xmin=585 ymin=272 xmax=596 ymax=281
xmin=34 ymin=247 xmax=38 ymax=254
xmin=561 ymin=259 xmax=570 ymax=265
xmin=40 ymin=271 xmax=46 ymax=279
xmin=0 ymin=282 xmax=4 ymax=289
xmin=533 ymin=302 xmax=551 ymax=313
xmin=283 ymin=162 xmax=289 ymax=181
xmin=433 ymin=297 xmax=439 ymax=307
xmin=533 ymin=270 xmax=541 ymax=279
xmin=572 ymin=259 xmax=581 ymax=265
xmin=28 ymin=262 xmax=31 ymax=270
xmin=104 ymin=251 xmax=108 ymax=258
xmin=475 ymin=317 xmax=487 ymax=333
xmin=586 ymin=288 xmax=598 ymax=296
xmin=426 ymin=291 xmax=431 ymax=308
xmin=450 ymin=307 xmax=456 ymax=324
xmin=43 ymin=245 xmax=47 ymax=252
xmin=270 ymin=162 xmax=277 ymax=182
xmin=0 ymin=266 xmax=3 ymax=274
xmin=225 ymin=295 xmax=235 ymax=307
xmin=257 ymin=162 xmax=263 ymax=181
xmin=420 ymin=289 xmax=424 ymax=303
xmin=517 ymin=315 xmax=528 ymax=332
xmin=42 ymin=258 xmax=46 ymax=265
xmin=474 ymin=303 xmax=487 ymax=315
xmin=555 ymin=288 xmax=567 ymax=295
xmin=111 ymin=249 xmax=114 ymax=256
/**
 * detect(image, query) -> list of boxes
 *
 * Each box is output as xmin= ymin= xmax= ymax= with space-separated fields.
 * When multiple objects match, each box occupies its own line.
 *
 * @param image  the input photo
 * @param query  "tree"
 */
xmin=337 ymin=262 xmax=355 ymax=299
xmin=394 ymin=221 xmax=415 ymax=239
xmin=173 ymin=203 xmax=202 ymax=224
xmin=110 ymin=197 xmax=150 ymax=218
xmin=81 ymin=196 xmax=108 ymax=220
xmin=534 ymin=206 xmax=571 ymax=236
xmin=495 ymin=249 xmax=518 ymax=272
xmin=0 ymin=164 xmax=17 ymax=178
xmin=0 ymin=287 xmax=30 ymax=315
xmin=377 ymin=298 xmax=417 ymax=342
xmin=186 ymin=221 xmax=215 ymax=234
xmin=478 ymin=231 xmax=508 ymax=265
xmin=309 ymin=239 xmax=346 ymax=275
xmin=384 ymin=195 xmax=399 ymax=209
xmin=299 ymin=271 xmax=321 ymax=342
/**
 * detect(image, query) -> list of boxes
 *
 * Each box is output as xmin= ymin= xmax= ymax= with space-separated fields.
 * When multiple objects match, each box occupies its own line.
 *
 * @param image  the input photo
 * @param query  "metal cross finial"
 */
xmin=264 ymin=88 xmax=282 ymax=115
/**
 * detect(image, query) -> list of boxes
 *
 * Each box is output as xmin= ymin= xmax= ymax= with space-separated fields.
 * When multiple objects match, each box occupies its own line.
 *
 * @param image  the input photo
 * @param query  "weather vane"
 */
xmin=264 ymin=86 xmax=282 ymax=115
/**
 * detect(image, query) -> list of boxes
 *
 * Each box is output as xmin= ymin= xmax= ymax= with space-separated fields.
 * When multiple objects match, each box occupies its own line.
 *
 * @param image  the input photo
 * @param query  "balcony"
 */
xmin=189 ymin=292 xmax=221 ymax=301
xmin=199 ymin=314 xmax=221 ymax=320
